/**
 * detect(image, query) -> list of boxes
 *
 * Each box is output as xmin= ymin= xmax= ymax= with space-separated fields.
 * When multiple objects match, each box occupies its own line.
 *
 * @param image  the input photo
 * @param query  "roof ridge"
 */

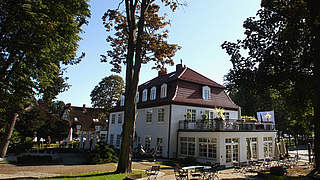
xmin=179 ymin=67 xmax=224 ymax=88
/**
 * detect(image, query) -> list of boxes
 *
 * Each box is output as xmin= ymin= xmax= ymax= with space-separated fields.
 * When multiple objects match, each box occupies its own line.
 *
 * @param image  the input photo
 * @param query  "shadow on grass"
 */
xmin=13 ymin=171 xmax=144 ymax=180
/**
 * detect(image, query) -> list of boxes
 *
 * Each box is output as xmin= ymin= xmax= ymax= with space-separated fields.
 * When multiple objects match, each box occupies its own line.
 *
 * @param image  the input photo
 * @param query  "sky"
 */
xmin=57 ymin=0 xmax=261 ymax=107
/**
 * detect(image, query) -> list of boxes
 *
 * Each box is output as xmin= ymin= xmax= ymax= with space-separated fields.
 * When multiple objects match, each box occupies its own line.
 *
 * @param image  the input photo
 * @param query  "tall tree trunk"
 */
xmin=1 ymin=112 xmax=18 ymax=158
xmin=116 ymin=0 xmax=148 ymax=173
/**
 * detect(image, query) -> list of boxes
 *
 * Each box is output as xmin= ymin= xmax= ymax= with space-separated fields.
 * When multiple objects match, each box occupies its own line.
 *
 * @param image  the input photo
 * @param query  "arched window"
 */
xmin=202 ymin=86 xmax=211 ymax=100
xmin=150 ymin=86 xmax=156 ymax=100
xmin=142 ymin=89 xmax=148 ymax=102
xmin=160 ymin=83 xmax=167 ymax=98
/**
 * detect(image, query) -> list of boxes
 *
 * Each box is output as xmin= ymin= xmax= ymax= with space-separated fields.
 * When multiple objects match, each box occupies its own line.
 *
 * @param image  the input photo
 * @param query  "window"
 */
xmin=225 ymin=138 xmax=239 ymax=163
xmin=150 ymin=86 xmax=156 ymax=100
xmin=76 ymin=125 xmax=81 ymax=131
xmin=136 ymin=92 xmax=139 ymax=103
xmin=145 ymin=137 xmax=151 ymax=151
xmin=146 ymin=109 xmax=153 ymax=123
xmin=223 ymin=112 xmax=230 ymax=120
xmin=156 ymin=138 xmax=163 ymax=155
xmin=116 ymin=134 xmax=121 ymax=147
xmin=246 ymin=137 xmax=258 ymax=160
xmin=202 ymin=86 xmax=211 ymax=100
xmin=187 ymin=109 xmax=196 ymax=122
xmin=142 ymin=89 xmax=148 ymax=102
xmin=111 ymin=114 xmax=116 ymax=124
xmin=118 ymin=113 xmax=122 ymax=124
xmin=160 ymin=83 xmax=167 ymax=98
xmin=199 ymin=138 xmax=217 ymax=159
xmin=74 ymin=117 xmax=79 ymax=121
xmin=120 ymin=95 xmax=125 ymax=106
xmin=158 ymin=108 xmax=164 ymax=122
xmin=263 ymin=137 xmax=273 ymax=158
xmin=110 ymin=134 xmax=114 ymax=145
xmin=180 ymin=137 xmax=195 ymax=156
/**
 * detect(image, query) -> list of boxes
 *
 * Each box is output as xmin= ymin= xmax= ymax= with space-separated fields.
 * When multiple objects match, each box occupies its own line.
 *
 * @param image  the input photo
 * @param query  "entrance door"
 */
xmin=225 ymin=138 xmax=239 ymax=167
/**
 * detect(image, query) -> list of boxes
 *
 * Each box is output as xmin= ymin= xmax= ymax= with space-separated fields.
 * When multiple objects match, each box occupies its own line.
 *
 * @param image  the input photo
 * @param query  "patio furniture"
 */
xmin=190 ymin=166 xmax=204 ymax=179
xmin=174 ymin=167 xmax=188 ymax=180
xmin=146 ymin=165 xmax=160 ymax=180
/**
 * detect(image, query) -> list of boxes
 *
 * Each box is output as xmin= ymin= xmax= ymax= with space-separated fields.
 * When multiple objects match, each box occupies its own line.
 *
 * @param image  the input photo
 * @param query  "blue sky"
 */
xmin=57 ymin=0 xmax=261 ymax=107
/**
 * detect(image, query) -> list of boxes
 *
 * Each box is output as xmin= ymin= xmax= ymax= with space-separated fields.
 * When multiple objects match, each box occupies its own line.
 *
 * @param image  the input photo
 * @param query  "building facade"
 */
xmin=108 ymin=64 xmax=277 ymax=166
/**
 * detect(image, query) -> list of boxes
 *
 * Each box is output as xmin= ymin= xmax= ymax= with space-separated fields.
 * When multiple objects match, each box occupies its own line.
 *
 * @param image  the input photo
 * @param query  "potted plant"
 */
xmin=213 ymin=108 xmax=225 ymax=130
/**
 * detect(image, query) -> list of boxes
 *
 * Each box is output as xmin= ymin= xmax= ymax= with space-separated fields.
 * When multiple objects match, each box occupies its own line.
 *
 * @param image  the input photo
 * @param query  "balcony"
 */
xmin=178 ymin=119 xmax=276 ymax=132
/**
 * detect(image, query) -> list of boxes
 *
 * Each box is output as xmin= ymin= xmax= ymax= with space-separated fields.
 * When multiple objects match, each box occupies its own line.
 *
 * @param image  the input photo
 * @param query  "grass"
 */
xmin=21 ymin=170 xmax=145 ymax=180
xmin=0 ymin=160 xmax=9 ymax=164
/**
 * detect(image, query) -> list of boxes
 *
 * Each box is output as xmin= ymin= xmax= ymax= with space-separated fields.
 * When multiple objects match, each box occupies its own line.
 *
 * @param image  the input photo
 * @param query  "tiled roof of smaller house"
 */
xmin=63 ymin=105 xmax=108 ymax=132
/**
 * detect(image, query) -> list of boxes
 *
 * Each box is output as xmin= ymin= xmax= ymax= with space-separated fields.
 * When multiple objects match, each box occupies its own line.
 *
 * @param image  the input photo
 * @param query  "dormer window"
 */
xmin=202 ymin=86 xmax=211 ymax=100
xmin=136 ymin=92 xmax=139 ymax=103
xmin=142 ymin=89 xmax=148 ymax=102
xmin=161 ymin=83 xmax=167 ymax=98
xmin=120 ymin=95 xmax=125 ymax=106
xmin=150 ymin=86 xmax=156 ymax=100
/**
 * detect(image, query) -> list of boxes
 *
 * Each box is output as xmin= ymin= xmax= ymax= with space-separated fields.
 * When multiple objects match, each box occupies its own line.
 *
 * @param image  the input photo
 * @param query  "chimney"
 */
xmin=83 ymin=104 xmax=86 ymax=108
xmin=158 ymin=68 xmax=167 ymax=77
xmin=176 ymin=63 xmax=183 ymax=73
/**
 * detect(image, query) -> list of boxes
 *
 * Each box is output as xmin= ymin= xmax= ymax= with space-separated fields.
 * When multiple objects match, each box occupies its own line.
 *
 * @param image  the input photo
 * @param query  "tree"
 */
xmin=222 ymin=0 xmax=320 ymax=168
xmin=90 ymin=75 xmax=125 ymax=111
xmin=0 ymin=0 xmax=90 ymax=158
xmin=102 ymin=0 xmax=181 ymax=173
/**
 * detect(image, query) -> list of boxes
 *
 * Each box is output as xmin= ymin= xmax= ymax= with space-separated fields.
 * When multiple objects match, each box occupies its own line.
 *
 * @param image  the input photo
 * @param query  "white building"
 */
xmin=108 ymin=64 xmax=277 ymax=166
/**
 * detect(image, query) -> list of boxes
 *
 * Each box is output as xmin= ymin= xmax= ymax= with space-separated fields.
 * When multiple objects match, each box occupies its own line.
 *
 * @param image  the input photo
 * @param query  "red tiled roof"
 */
xmin=111 ymin=64 xmax=239 ymax=111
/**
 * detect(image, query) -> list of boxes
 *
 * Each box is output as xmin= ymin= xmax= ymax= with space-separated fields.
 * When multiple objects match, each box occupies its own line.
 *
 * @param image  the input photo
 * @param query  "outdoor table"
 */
xmin=182 ymin=166 xmax=211 ymax=179
xmin=182 ymin=165 xmax=211 ymax=170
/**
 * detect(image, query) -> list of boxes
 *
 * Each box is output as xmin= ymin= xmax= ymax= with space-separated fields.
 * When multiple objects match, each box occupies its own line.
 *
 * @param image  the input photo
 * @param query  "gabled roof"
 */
xmin=62 ymin=105 xmax=108 ymax=132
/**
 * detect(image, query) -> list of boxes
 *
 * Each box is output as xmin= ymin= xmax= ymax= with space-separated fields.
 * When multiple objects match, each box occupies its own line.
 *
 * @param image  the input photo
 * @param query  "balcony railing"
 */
xmin=178 ymin=119 xmax=276 ymax=131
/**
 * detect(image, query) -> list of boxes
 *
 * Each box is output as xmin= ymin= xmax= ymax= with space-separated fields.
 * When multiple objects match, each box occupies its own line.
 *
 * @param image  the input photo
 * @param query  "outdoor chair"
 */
xmin=146 ymin=165 xmax=160 ymax=180
xmin=204 ymin=165 xmax=219 ymax=180
xmin=174 ymin=168 xmax=188 ymax=180
xmin=191 ymin=166 xmax=204 ymax=179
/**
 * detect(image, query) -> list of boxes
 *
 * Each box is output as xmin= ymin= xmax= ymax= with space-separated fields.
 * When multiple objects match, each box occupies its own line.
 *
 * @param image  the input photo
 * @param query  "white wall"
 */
xmin=169 ymin=105 xmax=239 ymax=158
xmin=177 ymin=131 xmax=277 ymax=166
xmin=135 ymin=105 xmax=170 ymax=157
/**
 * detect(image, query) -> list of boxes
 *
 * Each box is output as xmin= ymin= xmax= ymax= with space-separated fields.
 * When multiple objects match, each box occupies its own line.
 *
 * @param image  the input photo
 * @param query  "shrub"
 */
xmin=17 ymin=155 xmax=52 ymax=164
xmin=89 ymin=143 xmax=118 ymax=164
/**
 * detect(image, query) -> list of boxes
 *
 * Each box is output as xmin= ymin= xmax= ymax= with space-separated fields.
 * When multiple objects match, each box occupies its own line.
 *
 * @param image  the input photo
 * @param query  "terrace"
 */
xmin=178 ymin=119 xmax=276 ymax=131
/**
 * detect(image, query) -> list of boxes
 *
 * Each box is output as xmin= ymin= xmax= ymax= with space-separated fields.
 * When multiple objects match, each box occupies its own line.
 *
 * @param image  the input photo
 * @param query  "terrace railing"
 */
xmin=178 ymin=119 xmax=276 ymax=131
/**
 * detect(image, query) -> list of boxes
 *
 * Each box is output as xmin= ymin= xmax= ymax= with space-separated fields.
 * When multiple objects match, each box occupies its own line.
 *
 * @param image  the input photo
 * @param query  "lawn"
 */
xmin=21 ymin=170 xmax=145 ymax=180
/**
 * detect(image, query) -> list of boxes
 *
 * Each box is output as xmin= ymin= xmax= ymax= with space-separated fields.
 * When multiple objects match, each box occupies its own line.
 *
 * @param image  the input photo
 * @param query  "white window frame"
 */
xmin=187 ymin=109 xmax=197 ymax=122
xmin=198 ymin=138 xmax=217 ymax=159
xmin=142 ymin=89 xmax=148 ymax=102
xmin=156 ymin=137 xmax=163 ymax=156
xmin=180 ymin=137 xmax=195 ymax=156
xmin=158 ymin=108 xmax=165 ymax=122
xmin=150 ymin=86 xmax=156 ymax=100
xmin=111 ymin=114 xmax=116 ymax=124
xmin=110 ymin=134 xmax=114 ymax=146
xmin=118 ymin=113 xmax=122 ymax=124
xmin=116 ymin=134 xmax=121 ymax=147
xmin=120 ymin=95 xmax=125 ymax=106
xmin=202 ymin=86 xmax=211 ymax=100
xmin=146 ymin=109 xmax=153 ymax=123
xmin=160 ymin=83 xmax=167 ymax=98
xmin=145 ymin=136 xmax=151 ymax=151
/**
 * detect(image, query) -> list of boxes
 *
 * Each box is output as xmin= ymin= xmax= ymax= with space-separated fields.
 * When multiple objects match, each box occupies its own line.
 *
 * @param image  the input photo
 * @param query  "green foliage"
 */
xmin=221 ymin=0 xmax=317 ymax=136
xmin=90 ymin=75 xmax=125 ymax=111
xmin=0 ymin=0 xmax=90 ymax=157
xmin=89 ymin=143 xmax=119 ymax=164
